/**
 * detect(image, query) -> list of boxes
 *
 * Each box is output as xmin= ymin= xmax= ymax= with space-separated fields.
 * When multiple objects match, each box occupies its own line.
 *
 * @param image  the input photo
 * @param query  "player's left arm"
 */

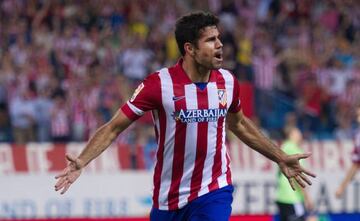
xmin=226 ymin=110 xmax=316 ymax=189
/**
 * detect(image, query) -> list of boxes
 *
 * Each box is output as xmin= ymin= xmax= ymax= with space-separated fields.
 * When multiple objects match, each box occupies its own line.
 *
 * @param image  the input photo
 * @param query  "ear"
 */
xmin=184 ymin=42 xmax=195 ymax=57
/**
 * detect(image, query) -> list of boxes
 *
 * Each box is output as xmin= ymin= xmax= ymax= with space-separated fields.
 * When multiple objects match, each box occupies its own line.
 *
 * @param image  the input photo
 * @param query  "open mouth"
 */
xmin=214 ymin=52 xmax=223 ymax=60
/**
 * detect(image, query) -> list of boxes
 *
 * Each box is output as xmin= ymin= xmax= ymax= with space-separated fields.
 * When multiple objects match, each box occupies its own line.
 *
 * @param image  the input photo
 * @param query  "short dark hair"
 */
xmin=175 ymin=11 xmax=219 ymax=56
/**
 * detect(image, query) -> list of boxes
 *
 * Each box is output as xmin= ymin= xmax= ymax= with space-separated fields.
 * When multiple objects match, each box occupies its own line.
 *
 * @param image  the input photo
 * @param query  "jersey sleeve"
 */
xmin=228 ymin=76 xmax=242 ymax=113
xmin=120 ymin=73 xmax=161 ymax=121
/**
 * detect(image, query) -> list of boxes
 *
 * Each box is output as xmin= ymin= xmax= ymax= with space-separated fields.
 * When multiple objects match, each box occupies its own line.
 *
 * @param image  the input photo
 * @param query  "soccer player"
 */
xmin=335 ymin=105 xmax=360 ymax=198
xmin=55 ymin=12 xmax=315 ymax=221
xmin=275 ymin=127 xmax=315 ymax=221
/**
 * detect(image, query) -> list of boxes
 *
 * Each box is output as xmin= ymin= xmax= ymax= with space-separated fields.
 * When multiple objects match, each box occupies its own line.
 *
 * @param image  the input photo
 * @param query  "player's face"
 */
xmin=193 ymin=26 xmax=223 ymax=70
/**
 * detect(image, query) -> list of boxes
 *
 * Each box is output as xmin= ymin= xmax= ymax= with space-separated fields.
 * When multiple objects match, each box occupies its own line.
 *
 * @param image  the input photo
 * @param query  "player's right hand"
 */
xmin=54 ymin=154 xmax=83 ymax=194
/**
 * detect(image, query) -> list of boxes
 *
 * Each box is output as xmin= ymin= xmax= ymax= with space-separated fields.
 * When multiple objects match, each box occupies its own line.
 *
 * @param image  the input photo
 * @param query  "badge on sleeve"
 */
xmin=218 ymin=89 xmax=227 ymax=106
xmin=130 ymin=83 xmax=144 ymax=102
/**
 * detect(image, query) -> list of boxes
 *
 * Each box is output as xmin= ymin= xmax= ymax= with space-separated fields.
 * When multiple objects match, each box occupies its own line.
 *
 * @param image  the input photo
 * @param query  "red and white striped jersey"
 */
xmin=252 ymin=56 xmax=278 ymax=90
xmin=121 ymin=60 xmax=242 ymax=210
xmin=50 ymin=107 xmax=70 ymax=138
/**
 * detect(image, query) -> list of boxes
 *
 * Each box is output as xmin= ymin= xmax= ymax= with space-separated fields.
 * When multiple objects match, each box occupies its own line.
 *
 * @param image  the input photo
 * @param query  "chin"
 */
xmin=212 ymin=63 xmax=222 ymax=69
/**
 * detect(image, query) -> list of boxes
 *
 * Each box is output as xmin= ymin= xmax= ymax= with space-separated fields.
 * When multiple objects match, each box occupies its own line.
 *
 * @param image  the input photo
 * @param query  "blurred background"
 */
xmin=0 ymin=0 xmax=359 ymax=220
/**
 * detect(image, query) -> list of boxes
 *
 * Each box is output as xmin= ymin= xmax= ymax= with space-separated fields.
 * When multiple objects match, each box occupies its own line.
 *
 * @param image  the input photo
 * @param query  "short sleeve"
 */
xmin=228 ymin=76 xmax=242 ymax=113
xmin=121 ymin=73 xmax=161 ymax=121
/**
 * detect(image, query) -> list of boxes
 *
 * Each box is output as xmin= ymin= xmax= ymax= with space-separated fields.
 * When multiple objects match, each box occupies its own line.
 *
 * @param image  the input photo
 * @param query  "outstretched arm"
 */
xmin=226 ymin=110 xmax=316 ymax=190
xmin=336 ymin=163 xmax=359 ymax=198
xmin=54 ymin=110 xmax=133 ymax=194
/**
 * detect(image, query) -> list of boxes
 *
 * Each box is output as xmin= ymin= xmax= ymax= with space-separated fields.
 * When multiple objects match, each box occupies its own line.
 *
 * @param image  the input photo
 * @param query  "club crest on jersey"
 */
xmin=130 ymin=83 xmax=144 ymax=102
xmin=218 ymin=89 xmax=227 ymax=106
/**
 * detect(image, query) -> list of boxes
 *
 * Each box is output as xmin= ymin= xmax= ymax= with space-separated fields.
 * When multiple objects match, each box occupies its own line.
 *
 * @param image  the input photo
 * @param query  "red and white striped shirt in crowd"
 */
xmin=50 ymin=105 xmax=70 ymax=138
xmin=252 ymin=55 xmax=279 ymax=90
xmin=121 ymin=59 xmax=242 ymax=210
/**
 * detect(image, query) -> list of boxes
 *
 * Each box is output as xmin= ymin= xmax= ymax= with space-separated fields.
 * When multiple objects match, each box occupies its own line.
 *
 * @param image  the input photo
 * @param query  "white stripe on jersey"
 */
xmin=177 ymin=84 xmax=198 ymax=207
xmin=218 ymin=69 xmax=234 ymax=187
xmin=198 ymin=82 xmax=218 ymax=196
xmin=158 ymin=68 xmax=176 ymax=210
xmin=219 ymin=69 xmax=235 ymax=109
xmin=218 ymin=119 xmax=229 ymax=188
xmin=126 ymin=101 xmax=144 ymax=116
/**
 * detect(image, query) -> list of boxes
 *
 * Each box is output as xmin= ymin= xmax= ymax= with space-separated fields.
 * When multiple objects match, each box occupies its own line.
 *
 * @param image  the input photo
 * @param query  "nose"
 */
xmin=216 ymin=38 xmax=223 ymax=49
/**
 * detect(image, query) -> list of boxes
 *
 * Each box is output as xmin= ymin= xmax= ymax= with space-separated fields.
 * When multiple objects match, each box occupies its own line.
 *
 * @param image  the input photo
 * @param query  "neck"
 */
xmin=182 ymin=56 xmax=211 ymax=82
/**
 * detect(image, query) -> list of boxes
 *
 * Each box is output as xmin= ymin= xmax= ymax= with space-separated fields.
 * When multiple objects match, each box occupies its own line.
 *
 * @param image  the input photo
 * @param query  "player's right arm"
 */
xmin=54 ymin=73 xmax=161 ymax=194
xmin=54 ymin=110 xmax=132 ymax=194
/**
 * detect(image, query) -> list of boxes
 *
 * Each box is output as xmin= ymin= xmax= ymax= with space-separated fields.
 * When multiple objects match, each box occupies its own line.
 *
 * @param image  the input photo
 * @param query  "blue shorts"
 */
xmin=150 ymin=185 xmax=234 ymax=221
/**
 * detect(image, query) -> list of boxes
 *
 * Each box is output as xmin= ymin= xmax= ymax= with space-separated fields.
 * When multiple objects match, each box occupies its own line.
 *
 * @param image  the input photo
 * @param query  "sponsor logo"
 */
xmin=130 ymin=83 xmax=144 ymax=102
xmin=218 ymin=89 xmax=227 ymax=106
xmin=172 ymin=108 xmax=227 ymax=123
xmin=172 ymin=96 xmax=186 ymax=101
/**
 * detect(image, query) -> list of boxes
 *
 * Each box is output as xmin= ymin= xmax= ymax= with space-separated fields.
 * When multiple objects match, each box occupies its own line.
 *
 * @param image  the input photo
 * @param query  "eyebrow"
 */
xmin=205 ymin=36 xmax=216 ymax=41
xmin=204 ymin=34 xmax=220 ymax=42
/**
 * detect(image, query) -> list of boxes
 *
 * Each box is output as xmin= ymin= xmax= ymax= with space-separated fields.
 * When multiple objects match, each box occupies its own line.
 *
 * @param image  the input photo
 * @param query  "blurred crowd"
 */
xmin=0 ymin=0 xmax=359 ymax=145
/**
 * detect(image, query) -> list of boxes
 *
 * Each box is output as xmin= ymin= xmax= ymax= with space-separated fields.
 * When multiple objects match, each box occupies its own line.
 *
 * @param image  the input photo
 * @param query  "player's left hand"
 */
xmin=278 ymin=153 xmax=316 ymax=190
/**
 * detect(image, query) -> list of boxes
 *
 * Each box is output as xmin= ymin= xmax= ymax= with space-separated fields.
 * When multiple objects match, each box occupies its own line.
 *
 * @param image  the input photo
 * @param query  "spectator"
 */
xmin=9 ymin=89 xmax=37 ymax=143
xmin=118 ymin=36 xmax=153 ymax=82
xmin=275 ymin=127 xmax=315 ymax=221
xmin=335 ymin=105 xmax=360 ymax=198
xmin=0 ymin=0 xmax=358 ymax=142
xmin=50 ymin=92 xmax=71 ymax=143
xmin=297 ymin=75 xmax=325 ymax=138
xmin=252 ymin=46 xmax=280 ymax=125
xmin=34 ymin=87 xmax=53 ymax=142
xmin=0 ymin=103 xmax=12 ymax=142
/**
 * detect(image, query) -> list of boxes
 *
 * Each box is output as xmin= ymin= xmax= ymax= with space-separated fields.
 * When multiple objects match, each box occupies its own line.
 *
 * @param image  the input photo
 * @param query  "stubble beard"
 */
xmin=195 ymin=56 xmax=222 ymax=71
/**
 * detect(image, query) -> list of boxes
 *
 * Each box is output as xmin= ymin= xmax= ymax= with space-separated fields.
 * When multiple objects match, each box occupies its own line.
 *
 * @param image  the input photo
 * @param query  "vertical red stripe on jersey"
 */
xmin=188 ymin=87 xmax=209 ymax=201
xmin=152 ymin=109 xmax=166 ymax=208
xmin=209 ymin=74 xmax=226 ymax=191
xmin=168 ymin=83 xmax=187 ymax=210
